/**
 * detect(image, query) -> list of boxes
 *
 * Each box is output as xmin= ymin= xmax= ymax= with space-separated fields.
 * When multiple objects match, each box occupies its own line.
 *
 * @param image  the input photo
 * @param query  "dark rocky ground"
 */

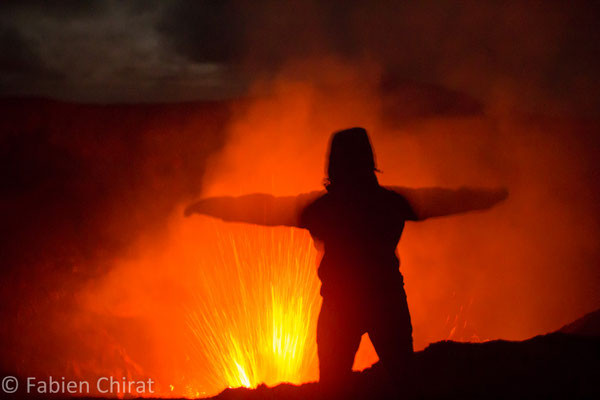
xmin=2 ymin=310 xmax=597 ymax=400
xmin=177 ymin=308 xmax=600 ymax=399
xmin=204 ymin=310 xmax=600 ymax=399
xmin=207 ymin=332 xmax=599 ymax=399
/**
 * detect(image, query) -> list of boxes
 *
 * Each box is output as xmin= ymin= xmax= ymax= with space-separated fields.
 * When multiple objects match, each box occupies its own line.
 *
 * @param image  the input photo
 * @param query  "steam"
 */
xmin=197 ymin=60 xmax=600 ymax=351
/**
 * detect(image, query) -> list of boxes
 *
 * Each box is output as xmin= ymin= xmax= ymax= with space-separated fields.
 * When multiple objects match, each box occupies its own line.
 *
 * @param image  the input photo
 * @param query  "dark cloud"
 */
xmin=0 ymin=1 xmax=234 ymax=102
xmin=157 ymin=1 xmax=244 ymax=64
xmin=0 ymin=26 xmax=47 ymax=74
xmin=0 ymin=0 xmax=108 ymax=19
xmin=0 ymin=1 xmax=599 ymax=112
xmin=156 ymin=1 xmax=600 ymax=116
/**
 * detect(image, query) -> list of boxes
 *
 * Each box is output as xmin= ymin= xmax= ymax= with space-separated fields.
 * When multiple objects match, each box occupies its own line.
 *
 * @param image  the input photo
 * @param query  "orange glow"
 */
xmin=86 ymin=214 xmax=381 ymax=397
xmin=74 ymin=69 xmax=515 ymax=396
xmin=12 ymin=60 xmax=598 ymax=398
xmin=76 ymin=65 xmax=390 ymax=397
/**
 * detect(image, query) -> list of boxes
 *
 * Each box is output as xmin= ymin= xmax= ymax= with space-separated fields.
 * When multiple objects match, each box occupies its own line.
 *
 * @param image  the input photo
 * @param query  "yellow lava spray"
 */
xmin=184 ymin=223 xmax=322 ymax=390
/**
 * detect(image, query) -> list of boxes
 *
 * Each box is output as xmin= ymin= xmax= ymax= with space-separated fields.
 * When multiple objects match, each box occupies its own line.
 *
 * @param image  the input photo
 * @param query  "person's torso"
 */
xmin=301 ymin=185 xmax=412 ymax=295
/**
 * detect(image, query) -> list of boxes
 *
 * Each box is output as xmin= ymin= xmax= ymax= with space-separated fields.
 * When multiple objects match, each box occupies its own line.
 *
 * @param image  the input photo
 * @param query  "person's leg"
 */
xmin=367 ymin=289 xmax=415 ymax=393
xmin=317 ymin=297 xmax=363 ymax=388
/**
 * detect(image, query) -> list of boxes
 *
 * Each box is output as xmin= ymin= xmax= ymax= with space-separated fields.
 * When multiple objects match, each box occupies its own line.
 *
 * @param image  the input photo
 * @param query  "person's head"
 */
xmin=325 ymin=127 xmax=378 ymax=190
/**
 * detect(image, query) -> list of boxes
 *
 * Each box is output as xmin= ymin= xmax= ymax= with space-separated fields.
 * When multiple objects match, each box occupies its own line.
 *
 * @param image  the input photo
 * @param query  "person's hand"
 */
xmin=184 ymin=198 xmax=219 ymax=217
xmin=496 ymin=187 xmax=509 ymax=202
xmin=183 ymin=203 xmax=199 ymax=217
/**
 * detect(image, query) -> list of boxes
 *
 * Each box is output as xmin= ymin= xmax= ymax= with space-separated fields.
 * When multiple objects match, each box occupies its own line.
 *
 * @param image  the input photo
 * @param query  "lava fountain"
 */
xmin=184 ymin=223 xmax=321 ymax=390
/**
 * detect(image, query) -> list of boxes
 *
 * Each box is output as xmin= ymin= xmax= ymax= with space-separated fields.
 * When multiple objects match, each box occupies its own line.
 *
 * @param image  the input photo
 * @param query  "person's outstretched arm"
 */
xmin=183 ymin=191 xmax=324 ymax=227
xmin=389 ymin=186 xmax=508 ymax=221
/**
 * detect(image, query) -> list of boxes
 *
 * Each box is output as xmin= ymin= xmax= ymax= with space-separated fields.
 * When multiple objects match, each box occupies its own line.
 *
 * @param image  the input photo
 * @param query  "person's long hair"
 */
xmin=324 ymin=127 xmax=379 ymax=192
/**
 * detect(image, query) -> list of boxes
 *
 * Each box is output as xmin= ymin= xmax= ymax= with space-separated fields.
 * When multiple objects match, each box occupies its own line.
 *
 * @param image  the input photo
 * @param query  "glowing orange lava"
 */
xmin=183 ymin=224 xmax=321 ymax=390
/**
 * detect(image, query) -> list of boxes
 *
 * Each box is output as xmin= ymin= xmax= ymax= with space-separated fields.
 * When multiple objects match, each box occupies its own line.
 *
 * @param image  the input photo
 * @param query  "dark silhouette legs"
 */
xmin=368 ymin=290 xmax=415 ymax=396
xmin=317 ymin=298 xmax=363 ymax=386
xmin=317 ymin=288 xmax=414 ymax=391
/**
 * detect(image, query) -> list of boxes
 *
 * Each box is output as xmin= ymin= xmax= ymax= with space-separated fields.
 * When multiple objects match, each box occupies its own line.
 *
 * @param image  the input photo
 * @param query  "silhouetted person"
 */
xmin=185 ymin=127 xmax=507 ymax=394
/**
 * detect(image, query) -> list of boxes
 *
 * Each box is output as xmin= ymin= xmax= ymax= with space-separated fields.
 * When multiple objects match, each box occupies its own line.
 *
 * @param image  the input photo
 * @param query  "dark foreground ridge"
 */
xmin=209 ymin=309 xmax=600 ymax=399
xmin=205 ymin=332 xmax=599 ymax=400
xmin=3 ymin=311 xmax=599 ymax=400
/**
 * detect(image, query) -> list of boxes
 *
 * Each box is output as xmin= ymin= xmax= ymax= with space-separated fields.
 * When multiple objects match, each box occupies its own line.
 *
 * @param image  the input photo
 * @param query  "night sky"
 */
xmin=0 ymin=0 xmax=598 ymax=116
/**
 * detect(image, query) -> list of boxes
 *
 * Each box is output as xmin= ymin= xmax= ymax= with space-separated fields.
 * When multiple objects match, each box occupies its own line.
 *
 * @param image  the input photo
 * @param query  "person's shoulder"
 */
xmin=380 ymin=185 xmax=417 ymax=218
xmin=298 ymin=191 xmax=328 ymax=229
xmin=380 ymin=185 xmax=406 ymax=200
xmin=302 ymin=190 xmax=328 ymax=211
